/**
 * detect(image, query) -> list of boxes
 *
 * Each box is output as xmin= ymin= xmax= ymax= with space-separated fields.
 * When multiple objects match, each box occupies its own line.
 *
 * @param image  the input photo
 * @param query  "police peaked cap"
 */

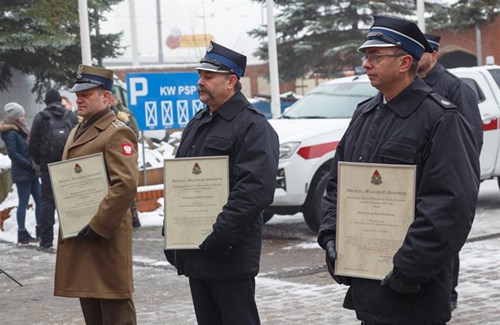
xmin=358 ymin=16 xmax=433 ymax=60
xmin=196 ymin=41 xmax=247 ymax=79
xmin=424 ymin=33 xmax=441 ymax=52
xmin=70 ymin=64 xmax=114 ymax=92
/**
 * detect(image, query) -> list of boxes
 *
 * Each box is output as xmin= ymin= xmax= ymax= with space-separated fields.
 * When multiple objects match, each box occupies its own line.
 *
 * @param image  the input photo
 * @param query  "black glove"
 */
xmin=324 ymin=240 xmax=351 ymax=285
xmin=381 ymin=267 xmax=420 ymax=293
xmin=199 ymin=231 xmax=231 ymax=256
xmin=77 ymin=224 xmax=101 ymax=239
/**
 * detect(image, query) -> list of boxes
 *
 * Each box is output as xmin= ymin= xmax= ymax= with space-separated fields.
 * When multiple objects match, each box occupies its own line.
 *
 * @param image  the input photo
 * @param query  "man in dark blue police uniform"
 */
xmin=318 ymin=16 xmax=480 ymax=325
xmin=419 ymin=33 xmax=483 ymax=312
xmin=164 ymin=41 xmax=279 ymax=325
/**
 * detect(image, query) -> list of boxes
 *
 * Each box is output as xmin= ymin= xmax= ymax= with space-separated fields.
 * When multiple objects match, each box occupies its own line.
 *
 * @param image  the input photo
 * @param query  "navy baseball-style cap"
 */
xmin=70 ymin=64 xmax=114 ymax=92
xmin=424 ymin=33 xmax=441 ymax=52
xmin=196 ymin=41 xmax=247 ymax=79
xmin=358 ymin=16 xmax=433 ymax=60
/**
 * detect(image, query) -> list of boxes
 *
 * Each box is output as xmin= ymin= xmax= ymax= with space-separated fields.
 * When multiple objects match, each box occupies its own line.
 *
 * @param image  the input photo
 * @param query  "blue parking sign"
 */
xmin=126 ymin=72 xmax=203 ymax=130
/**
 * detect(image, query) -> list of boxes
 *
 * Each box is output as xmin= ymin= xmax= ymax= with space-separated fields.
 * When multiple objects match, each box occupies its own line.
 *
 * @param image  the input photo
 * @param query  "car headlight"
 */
xmin=279 ymin=142 xmax=301 ymax=159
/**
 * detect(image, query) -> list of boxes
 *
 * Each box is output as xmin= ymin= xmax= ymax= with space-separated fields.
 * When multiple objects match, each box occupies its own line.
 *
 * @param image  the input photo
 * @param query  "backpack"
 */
xmin=41 ymin=109 xmax=74 ymax=163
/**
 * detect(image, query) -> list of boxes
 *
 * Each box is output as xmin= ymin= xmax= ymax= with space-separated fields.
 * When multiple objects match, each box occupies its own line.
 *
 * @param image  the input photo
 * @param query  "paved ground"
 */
xmin=2 ymin=180 xmax=500 ymax=324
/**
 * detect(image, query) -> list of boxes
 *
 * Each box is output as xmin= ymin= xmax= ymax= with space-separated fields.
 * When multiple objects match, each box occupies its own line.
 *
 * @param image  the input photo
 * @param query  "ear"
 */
xmin=227 ymin=74 xmax=238 ymax=90
xmin=399 ymin=54 xmax=413 ymax=72
xmin=102 ymin=90 xmax=111 ymax=105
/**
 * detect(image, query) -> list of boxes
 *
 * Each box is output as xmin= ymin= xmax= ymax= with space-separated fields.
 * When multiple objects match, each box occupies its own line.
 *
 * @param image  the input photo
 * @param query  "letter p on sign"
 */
xmin=129 ymin=77 xmax=148 ymax=105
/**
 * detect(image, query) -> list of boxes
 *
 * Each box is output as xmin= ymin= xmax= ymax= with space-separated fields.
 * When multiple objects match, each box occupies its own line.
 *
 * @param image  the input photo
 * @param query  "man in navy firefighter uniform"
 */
xmin=318 ymin=16 xmax=480 ymax=325
xmin=418 ymin=33 xmax=483 ymax=312
xmin=164 ymin=41 xmax=279 ymax=325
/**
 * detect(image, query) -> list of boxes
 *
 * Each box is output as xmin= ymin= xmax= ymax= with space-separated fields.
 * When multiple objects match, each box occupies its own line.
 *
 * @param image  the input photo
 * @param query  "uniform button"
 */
xmin=192 ymin=145 xmax=195 ymax=149
xmin=359 ymin=156 xmax=362 ymax=161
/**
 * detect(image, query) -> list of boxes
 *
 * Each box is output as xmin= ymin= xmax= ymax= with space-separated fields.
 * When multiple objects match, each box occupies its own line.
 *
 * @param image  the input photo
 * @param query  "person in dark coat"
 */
xmin=29 ymin=89 xmax=78 ymax=248
xmin=164 ymin=41 xmax=279 ymax=325
xmin=0 ymin=102 xmax=41 ymax=244
xmin=317 ymin=16 xmax=480 ymax=325
xmin=418 ymin=33 xmax=483 ymax=312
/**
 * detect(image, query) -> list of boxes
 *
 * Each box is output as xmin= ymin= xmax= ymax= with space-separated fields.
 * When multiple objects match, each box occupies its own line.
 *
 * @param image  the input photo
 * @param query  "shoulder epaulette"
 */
xmin=429 ymin=92 xmax=457 ymax=110
xmin=111 ymin=119 xmax=127 ymax=128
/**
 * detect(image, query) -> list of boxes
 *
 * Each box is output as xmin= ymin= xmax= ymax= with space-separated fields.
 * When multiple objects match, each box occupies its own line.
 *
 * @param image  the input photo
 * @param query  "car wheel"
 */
xmin=263 ymin=211 xmax=274 ymax=224
xmin=302 ymin=171 xmax=329 ymax=233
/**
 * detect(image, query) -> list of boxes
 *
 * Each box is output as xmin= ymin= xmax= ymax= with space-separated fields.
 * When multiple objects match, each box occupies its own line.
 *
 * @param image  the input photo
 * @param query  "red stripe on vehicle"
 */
xmin=297 ymin=141 xmax=339 ymax=159
xmin=483 ymin=118 xmax=498 ymax=131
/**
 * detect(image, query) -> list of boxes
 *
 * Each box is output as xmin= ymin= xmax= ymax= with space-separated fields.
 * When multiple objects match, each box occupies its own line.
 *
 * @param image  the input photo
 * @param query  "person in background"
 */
xmin=318 ymin=16 xmax=480 ymax=325
xmin=110 ymin=91 xmax=141 ymax=228
xmin=164 ymin=41 xmax=279 ymax=325
xmin=29 ymin=89 xmax=78 ymax=248
xmin=53 ymin=65 xmax=138 ymax=324
xmin=0 ymin=102 xmax=41 ymax=244
xmin=418 ymin=33 xmax=483 ymax=312
xmin=61 ymin=95 xmax=73 ymax=111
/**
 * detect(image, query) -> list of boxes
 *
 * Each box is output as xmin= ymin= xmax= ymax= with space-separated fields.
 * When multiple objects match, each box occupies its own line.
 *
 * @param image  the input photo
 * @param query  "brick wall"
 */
xmin=431 ymin=15 xmax=500 ymax=64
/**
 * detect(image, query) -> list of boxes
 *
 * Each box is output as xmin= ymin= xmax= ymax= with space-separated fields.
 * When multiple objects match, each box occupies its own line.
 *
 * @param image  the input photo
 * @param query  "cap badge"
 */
xmin=207 ymin=42 xmax=213 ymax=53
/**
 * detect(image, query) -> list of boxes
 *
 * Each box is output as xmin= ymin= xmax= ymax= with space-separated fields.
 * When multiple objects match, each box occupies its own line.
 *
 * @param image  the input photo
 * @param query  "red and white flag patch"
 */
xmin=122 ymin=143 xmax=133 ymax=156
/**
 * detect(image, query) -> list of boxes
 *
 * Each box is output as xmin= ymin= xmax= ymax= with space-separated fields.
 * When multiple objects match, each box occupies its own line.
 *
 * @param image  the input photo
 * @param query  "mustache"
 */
xmin=198 ymin=87 xmax=215 ymax=100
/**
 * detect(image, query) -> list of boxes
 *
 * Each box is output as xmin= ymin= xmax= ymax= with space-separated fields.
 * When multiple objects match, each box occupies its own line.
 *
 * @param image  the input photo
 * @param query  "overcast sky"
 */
xmin=101 ymin=0 xmax=266 ymax=65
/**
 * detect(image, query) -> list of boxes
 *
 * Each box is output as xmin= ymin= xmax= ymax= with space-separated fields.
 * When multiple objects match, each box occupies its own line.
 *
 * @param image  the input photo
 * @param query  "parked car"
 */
xmin=267 ymin=64 xmax=500 ymax=233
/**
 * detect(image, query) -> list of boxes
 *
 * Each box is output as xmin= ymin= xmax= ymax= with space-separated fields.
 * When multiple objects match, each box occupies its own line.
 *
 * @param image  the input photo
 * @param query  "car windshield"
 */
xmin=281 ymin=81 xmax=377 ymax=119
xmin=487 ymin=68 xmax=500 ymax=90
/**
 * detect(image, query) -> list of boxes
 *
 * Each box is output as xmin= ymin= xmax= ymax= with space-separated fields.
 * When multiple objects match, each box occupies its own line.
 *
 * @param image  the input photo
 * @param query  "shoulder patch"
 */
xmin=111 ymin=119 xmax=127 ymax=128
xmin=428 ymin=92 xmax=457 ymax=110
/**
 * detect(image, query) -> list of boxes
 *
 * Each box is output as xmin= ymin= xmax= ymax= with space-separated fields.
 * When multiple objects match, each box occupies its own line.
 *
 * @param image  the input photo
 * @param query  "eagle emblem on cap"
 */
xmin=207 ymin=42 xmax=213 ymax=53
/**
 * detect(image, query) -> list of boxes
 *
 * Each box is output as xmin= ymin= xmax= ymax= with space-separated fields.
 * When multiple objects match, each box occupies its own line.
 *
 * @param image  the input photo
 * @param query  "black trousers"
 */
xmin=189 ymin=277 xmax=260 ymax=325
xmin=451 ymin=253 xmax=460 ymax=302
xmin=40 ymin=169 xmax=56 ymax=245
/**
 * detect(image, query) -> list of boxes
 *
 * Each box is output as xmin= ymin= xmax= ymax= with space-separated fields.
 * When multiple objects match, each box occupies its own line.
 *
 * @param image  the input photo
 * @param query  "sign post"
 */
xmin=126 ymin=72 xmax=203 ymax=184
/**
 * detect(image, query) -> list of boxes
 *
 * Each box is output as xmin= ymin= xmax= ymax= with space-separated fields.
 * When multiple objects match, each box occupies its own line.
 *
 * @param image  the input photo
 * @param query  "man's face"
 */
xmin=75 ymin=87 xmax=110 ymax=119
xmin=197 ymin=70 xmax=234 ymax=109
xmin=361 ymin=47 xmax=407 ymax=91
xmin=417 ymin=51 xmax=437 ymax=77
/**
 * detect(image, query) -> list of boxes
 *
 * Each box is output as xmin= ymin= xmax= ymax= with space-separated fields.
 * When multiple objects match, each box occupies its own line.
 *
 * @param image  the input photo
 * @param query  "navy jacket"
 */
xmin=318 ymin=78 xmax=480 ymax=325
xmin=165 ymin=91 xmax=279 ymax=279
xmin=1 ymin=123 xmax=37 ymax=183
xmin=423 ymin=62 xmax=483 ymax=152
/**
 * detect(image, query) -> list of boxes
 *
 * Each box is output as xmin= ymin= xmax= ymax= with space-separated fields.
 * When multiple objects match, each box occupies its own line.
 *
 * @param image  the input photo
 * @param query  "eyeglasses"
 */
xmin=360 ymin=54 xmax=405 ymax=65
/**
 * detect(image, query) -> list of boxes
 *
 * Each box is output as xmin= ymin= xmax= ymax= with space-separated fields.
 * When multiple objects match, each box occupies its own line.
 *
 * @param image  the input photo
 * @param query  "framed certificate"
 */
xmin=335 ymin=162 xmax=416 ymax=280
xmin=164 ymin=156 xmax=229 ymax=250
xmin=48 ymin=153 xmax=109 ymax=239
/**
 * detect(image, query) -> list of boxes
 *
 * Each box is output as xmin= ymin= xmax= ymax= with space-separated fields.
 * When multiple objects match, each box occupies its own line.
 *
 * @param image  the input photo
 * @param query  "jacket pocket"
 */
xmin=204 ymin=136 xmax=233 ymax=155
xmin=379 ymin=142 xmax=417 ymax=164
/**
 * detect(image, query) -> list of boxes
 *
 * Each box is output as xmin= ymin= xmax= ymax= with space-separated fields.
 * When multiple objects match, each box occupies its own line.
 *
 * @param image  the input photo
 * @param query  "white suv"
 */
xmin=267 ymin=75 xmax=377 ymax=232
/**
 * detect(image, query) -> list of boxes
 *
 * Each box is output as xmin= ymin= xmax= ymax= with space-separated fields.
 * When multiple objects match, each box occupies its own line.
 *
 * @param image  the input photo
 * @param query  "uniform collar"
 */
xmin=361 ymin=77 xmax=431 ymax=118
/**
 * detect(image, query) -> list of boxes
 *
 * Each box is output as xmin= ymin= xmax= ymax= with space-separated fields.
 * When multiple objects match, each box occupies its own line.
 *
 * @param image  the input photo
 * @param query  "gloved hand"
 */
xmin=199 ymin=231 xmax=231 ymax=256
xmin=325 ymin=240 xmax=337 ymax=261
xmin=78 ymin=224 xmax=101 ymax=239
xmin=381 ymin=267 xmax=420 ymax=293
xmin=324 ymin=240 xmax=351 ymax=285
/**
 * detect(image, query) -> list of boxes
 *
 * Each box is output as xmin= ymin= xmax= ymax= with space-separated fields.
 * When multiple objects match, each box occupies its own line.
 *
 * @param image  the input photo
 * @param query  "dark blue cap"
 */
xmin=424 ymin=33 xmax=441 ymax=52
xmin=358 ymin=16 xmax=433 ymax=60
xmin=70 ymin=64 xmax=114 ymax=92
xmin=196 ymin=41 xmax=247 ymax=79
